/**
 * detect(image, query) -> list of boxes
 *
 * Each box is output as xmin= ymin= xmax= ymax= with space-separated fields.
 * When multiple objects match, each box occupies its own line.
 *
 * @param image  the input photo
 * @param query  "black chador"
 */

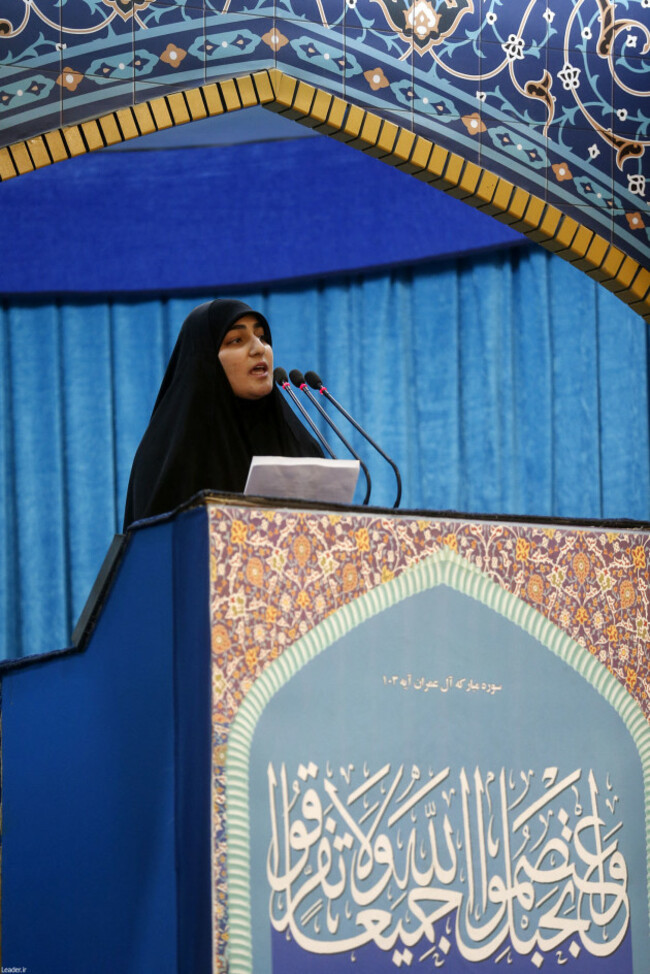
xmin=123 ymin=298 xmax=322 ymax=528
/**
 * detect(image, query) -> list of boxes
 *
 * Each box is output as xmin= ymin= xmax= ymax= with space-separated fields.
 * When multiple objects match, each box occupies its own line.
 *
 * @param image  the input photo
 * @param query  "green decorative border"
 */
xmin=224 ymin=547 xmax=650 ymax=973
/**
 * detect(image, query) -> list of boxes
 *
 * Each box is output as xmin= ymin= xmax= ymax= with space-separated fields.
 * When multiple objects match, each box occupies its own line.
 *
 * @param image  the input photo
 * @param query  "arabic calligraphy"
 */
xmin=266 ymin=763 xmax=629 ymax=964
xmin=382 ymin=674 xmax=503 ymax=695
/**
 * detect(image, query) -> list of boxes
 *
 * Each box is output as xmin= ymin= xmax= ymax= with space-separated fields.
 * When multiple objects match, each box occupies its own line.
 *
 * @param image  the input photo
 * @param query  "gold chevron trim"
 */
xmin=1 ymin=68 xmax=648 ymax=320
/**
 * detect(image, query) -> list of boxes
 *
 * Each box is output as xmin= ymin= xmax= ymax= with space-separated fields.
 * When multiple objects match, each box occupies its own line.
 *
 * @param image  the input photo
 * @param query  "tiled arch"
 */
xmin=1 ymin=66 xmax=649 ymax=319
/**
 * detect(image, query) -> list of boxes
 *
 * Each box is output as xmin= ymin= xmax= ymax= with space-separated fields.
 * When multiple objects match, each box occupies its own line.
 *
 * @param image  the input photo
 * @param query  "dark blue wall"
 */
xmin=1 ymin=137 xmax=524 ymax=294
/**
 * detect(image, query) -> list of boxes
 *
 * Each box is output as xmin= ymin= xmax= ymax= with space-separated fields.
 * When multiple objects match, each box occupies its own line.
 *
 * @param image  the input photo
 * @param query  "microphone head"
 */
xmin=289 ymin=369 xmax=305 ymax=388
xmin=273 ymin=367 xmax=289 ymax=385
xmin=304 ymin=371 xmax=323 ymax=390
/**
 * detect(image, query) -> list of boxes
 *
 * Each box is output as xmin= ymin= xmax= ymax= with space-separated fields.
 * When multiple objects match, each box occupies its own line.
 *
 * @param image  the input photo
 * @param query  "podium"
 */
xmin=1 ymin=497 xmax=649 ymax=974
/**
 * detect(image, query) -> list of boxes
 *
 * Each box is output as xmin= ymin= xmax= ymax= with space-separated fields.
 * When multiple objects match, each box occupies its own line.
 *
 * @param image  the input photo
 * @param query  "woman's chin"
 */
xmin=237 ymin=378 xmax=274 ymax=400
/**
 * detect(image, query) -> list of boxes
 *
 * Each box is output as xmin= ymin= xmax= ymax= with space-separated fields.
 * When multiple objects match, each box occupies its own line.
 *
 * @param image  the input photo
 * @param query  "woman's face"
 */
xmin=218 ymin=313 xmax=274 ymax=399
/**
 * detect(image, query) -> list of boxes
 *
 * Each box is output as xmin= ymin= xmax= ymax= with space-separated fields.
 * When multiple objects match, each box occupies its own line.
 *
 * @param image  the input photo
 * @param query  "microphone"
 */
xmin=290 ymin=369 xmax=371 ymax=505
xmin=273 ymin=368 xmax=336 ymax=459
xmin=304 ymin=371 xmax=402 ymax=508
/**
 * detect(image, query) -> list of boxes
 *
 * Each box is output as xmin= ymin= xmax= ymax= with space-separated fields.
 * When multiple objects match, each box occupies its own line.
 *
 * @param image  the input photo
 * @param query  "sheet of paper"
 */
xmin=244 ymin=456 xmax=360 ymax=505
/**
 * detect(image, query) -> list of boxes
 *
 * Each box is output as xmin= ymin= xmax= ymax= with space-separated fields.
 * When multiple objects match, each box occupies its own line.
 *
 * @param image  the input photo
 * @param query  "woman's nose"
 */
xmin=250 ymin=334 xmax=265 ymax=353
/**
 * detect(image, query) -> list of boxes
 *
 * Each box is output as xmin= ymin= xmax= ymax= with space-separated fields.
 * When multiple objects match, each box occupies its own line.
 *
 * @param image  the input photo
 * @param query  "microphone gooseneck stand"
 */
xmin=290 ymin=370 xmax=371 ymax=506
xmin=304 ymin=370 xmax=402 ymax=509
xmin=273 ymin=368 xmax=337 ymax=459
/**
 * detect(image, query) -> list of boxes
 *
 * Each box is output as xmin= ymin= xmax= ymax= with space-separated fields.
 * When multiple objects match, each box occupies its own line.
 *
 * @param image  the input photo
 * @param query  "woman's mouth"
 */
xmin=250 ymin=363 xmax=268 ymax=375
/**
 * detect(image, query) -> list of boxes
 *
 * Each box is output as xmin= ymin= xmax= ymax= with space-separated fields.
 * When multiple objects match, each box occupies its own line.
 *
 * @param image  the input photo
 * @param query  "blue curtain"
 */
xmin=1 ymin=247 xmax=648 ymax=660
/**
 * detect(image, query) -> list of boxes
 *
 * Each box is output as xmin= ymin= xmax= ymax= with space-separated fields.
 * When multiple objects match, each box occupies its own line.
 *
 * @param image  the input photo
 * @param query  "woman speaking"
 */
xmin=123 ymin=298 xmax=323 ymax=528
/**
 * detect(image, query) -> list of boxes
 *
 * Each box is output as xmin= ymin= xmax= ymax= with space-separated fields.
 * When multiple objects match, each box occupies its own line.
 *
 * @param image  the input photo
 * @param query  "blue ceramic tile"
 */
xmin=55 ymin=0 xmax=136 ymax=94
xmin=344 ymin=22 xmax=413 ymax=114
xmin=546 ymin=40 xmax=613 ymax=144
xmin=446 ymin=116 xmax=483 ymax=168
xmin=61 ymin=76 xmax=136 ymax=129
xmin=548 ymin=29 xmax=613 ymax=129
xmin=613 ymin=51 xmax=650 ymax=140
xmin=276 ymin=0 xmax=345 ymax=31
xmin=479 ymin=39 xmax=548 ymax=129
xmin=552 ymin=136 xmax=616 ymax=219
xmin=344 ymin=0 xmax=394 ymax=35
xmin=479 ymin=116 xmax=548 ymax=198
xmin=612 ymin=208 xmax=650 ymax=266
xmin=138 ymin=0 xmax=206 ymax=26
xmin=610 ymin=126 xmax=650 ymax=226
xmin=200 ymin=12 xmax=274 ymax=83
xmin=554 ymin=2 xmax=600 ymax=53
xmin=412 ymin=22 xmax=480 ymax=126
xmin=60 ymin=0 xmax=133 ymax=34
xmin=350 ymin=0 xmax=482 ymax=51
xmin=207 ymin=0 xmax=275 ymax=17
xmin=0 ymin=62 xmax=62 ymax=144
xmin=55 ymin=23 xmax=134 ymax=90
xmin=410 ymin=72 xmax=464 ymax=131
xmin=480 ymin=0 xmax=551 ymax=55
xmin=609 ymin=0 xmax=650 ymax=62
xmin=0 ymin=0 xmax=61 ymax=73
xmin=540 ymin=0 xmax=588 ymax=53
xmin=552 ymin=135 xmax=616 ymax=220
xmin=150 ymin=0 xmax=205 ymax=14
xmin=132 ymin=2 xmax=208 ymax=89
xmin=345 ymin=0 xmax=395 ymax=34
xmin=275 ymin=18 xmax=346 ymax=95
xmin=543 ymin=109 xmax=616 ymax=208
xmin=343 ymin=33 xmax=414 ymax=124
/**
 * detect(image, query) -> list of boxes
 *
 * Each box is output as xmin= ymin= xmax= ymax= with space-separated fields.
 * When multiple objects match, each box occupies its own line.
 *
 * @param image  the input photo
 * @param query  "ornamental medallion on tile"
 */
xmin=371 ymin=0 xmax=474 ymax=56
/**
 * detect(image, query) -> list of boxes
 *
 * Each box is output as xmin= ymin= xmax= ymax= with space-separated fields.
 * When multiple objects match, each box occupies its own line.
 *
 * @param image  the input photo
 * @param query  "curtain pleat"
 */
xmin=60 ymin=301 xmax=117 ymax=623
xmin=0 ymin=313 xmax=19 ymax=658
xmin=1 ymin=247 xmax=648 ymax=659
xmin=596 ymin=285 xmax=650 ymax=520
xmin=7 ymin=302 xmax=69 ymax=657
xmin=511 ymin=251 xmax=554 ymax=515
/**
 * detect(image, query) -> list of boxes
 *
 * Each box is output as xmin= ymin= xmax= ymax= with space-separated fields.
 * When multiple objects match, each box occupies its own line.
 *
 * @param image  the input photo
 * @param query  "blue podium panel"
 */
xmin=0 ymin=506 xmax=211 ymax=974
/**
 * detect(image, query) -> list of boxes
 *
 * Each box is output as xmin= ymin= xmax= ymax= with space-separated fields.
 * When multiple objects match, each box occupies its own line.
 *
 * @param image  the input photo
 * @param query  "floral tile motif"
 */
xmin=55 ymin=27 xmax=135 ymax=90
xmin=59 ymin=0 xmax=137 ymax=37
xmin=132 ymin=1 xmax=206 ymax=89
xmin=277 ymin=0 xmax=346 ymax=30
xmin=479 ymin=39 xmax=549 ymax=128
xmin=343 ymin=23 xmax=413 ymax=121
xmin=546 ymin=40 xmax=613 ymax=139
xmin=207 ymin=502 xmax=650 ymax=972
xmin=482 ymin=116 xmax=549 ymax=196
xmin=201 ymin=12 xmax=275 ymax=83
xmin=0 ymin=0 xmax=61 ymax=72
xmin=0 ymin=62 xmax=62 ymax=143
xmin=613 ymin=51 xmax=650 ymax=140
xmin=480 ymin=0 xmax=550 ymax=57
xmin=207 ymin=0 xmax=275 ymax=18
xmin=545 ymin=122 xmax=616 ymax=221
xmin=275 ymin=18 xmax=346 ymax=95
xmin=138 ymin=0 xmax=206 ymax=27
